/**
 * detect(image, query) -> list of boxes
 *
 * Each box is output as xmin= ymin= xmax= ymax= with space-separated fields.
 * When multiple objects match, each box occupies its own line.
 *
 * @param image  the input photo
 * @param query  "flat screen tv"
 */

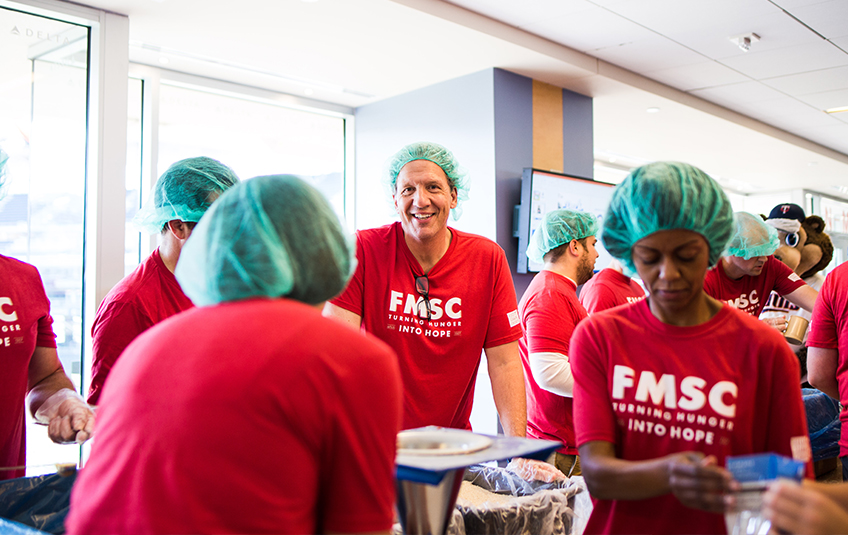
xmin=516 ymin=168 xmax=615 ymax=274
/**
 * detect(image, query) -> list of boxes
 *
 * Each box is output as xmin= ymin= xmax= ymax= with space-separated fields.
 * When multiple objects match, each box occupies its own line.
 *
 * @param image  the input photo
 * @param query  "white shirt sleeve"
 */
xmin=528 ymin=352 xmax=574 ymax=397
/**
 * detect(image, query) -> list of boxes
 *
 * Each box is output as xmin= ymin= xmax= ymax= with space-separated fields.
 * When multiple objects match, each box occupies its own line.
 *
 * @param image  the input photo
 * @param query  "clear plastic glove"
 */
xmin=506 ymin=458 xmax=567 ymax=483
xmin=762 ymin=315 xmax=788 ymax=334
xmin=34 ymin=389 xmax=96 ymax=444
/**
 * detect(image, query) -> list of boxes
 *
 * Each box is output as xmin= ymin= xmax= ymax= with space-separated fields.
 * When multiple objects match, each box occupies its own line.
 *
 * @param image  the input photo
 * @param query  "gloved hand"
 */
xmin=506 ymin=458 xmax=567 ymax=483
xmin=34 ymin=389 xmax=95 ymax=444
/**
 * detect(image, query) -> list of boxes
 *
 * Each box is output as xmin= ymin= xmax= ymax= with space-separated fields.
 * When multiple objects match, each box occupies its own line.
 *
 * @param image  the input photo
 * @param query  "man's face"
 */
xmin=393 ymin=160 xmax=458 ymax=244
xmin=727 ymin=255 xmax=767 ymax=277
xmin=576 ymin=236 xmax=600 ymax=285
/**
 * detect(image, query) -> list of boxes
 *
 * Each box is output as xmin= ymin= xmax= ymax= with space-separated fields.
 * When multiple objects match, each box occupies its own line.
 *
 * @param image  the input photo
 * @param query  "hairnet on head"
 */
xmin=601 ymin=161 xmax=733 ymax=273
xmin=724 ymin=211 xmax=779 ymax=260
xmin=527 ymin=209 xmax=599 ymax=264
xmin=175 ymin=175 xmax=356 ymax=307
xmin=384 ymin=141 xmax=470 ymax=220
xmin=0 ymin=148 xmax=8 ymax=201
xmin=132 ymin=156 xmax=240 ymax=234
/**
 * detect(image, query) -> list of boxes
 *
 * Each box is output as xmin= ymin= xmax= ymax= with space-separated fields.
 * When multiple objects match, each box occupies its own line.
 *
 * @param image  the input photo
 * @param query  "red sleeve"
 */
xmin=771 ymin=257 xmax=807 ymax=296
xmin=525 ymin=289 xmax=577 ymax=355
xmin=807 ymin=272 xmax=838 ymax=349
xmin=35 ymin=311 xmax=57 ymax=348
xmin=571 ymin=319 xmax=617 ymax=446
xmin=483 ymin=247 xmax=521 ymax=349
xmin=89 ymin=301 xmax=152 ymax=404
xmin=328 ymin=232 xmax=365 ymax=317
xmin=322 ymin=340 xmax=402 ymax=532
xmin=31 ymin=269 xmax=57 ymax=348
xmin=763 ymin=339 xmax=815 ymax=478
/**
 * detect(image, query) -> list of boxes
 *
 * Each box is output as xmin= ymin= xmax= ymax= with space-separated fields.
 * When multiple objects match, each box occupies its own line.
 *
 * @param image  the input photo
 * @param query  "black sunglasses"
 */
xmin=414 ymin=275 xmax=432 ymax=320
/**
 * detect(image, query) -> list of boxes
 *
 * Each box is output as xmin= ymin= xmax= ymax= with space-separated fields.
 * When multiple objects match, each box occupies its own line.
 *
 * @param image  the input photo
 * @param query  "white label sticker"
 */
xmin=791 ymin=435 xmax=812 ymax=463
xmin=507 ymin=310 xmax=520 ymax=328
xmin=788 ymin=272 xmax=802 ymax=282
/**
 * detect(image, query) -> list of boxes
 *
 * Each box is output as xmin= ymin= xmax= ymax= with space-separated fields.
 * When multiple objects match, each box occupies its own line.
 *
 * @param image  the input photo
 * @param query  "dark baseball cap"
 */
xmin=767 ymin=203 xmax=805 ymax=222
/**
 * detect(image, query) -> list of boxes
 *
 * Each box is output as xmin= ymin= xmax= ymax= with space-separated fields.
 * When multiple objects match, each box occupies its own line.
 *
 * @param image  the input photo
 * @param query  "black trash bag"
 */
xmin=0 ymin=472 xmax=77 ymax=534
xmin=803 ymin=388 xmax=841 ymax=463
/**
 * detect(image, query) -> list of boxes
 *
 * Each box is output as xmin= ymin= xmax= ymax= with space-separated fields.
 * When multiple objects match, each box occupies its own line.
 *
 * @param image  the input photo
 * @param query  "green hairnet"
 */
xmin=175 ymin=175 xmax=356 ymax=307
xmin=132 ymin=156 xmax=240 ymax=234
xmin=0 ymin=148 xmax=8 ymax=201
xmin=601 ymin=161 xmax=733 ymax=273
xmin=527 ymin=209 xmax=599 ymax=264
xmin=724 ymin=211 xmax=779 ymax=260
xmin=384 ymin=141 xmax=470 ymax=220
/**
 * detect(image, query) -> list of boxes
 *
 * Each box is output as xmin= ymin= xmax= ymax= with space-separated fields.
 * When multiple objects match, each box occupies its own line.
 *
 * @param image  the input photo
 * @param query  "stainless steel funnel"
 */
xmin=395 ymin=467 xmax=465 ymax=535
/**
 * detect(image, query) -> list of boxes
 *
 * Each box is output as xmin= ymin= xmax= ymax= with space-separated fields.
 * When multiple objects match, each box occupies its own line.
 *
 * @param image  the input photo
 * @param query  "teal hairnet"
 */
xmin=132 ymin=156 xmax=240 ymax=234
xmin=175 ymin=174 xmax=356 ymax=307
xmin=0 ymin=148 xmax=8 ymax=201
xmin=384 ymin=141 xmax=470 ymax=220
xmin=527 ymin=209 xmax=599 ymax=264
xmin=601 ymin=161 xmax=733 ymax=273
xmin=724 ymin=211 xmax=779 ymax=260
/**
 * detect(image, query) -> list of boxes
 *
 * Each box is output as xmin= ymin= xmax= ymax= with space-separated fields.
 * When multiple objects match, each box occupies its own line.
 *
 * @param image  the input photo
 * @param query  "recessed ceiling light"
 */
xmin=826 ymin=105 xmax=848 ymax=114
xmin=158 ymin=57 xmax=169 ymax=65
xmin=646 ymin=107 xmax=660 ymax=113
xmin=304 ymin=88 xmax=314 ymax=95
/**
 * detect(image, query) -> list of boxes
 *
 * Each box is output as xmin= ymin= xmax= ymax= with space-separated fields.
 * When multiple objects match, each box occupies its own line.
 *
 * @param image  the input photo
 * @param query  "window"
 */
xmin=0 ymin=5 xmax=89 ymax=474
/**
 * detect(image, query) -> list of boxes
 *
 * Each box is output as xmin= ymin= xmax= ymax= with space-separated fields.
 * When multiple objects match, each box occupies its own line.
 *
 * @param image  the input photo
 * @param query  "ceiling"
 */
xmin=62 ymin=0 xmax=848 ymax=198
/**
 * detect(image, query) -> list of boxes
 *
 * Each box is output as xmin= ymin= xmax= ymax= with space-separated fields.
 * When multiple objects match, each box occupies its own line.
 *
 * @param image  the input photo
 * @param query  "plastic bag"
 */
xmin=455 ymin=465 xmax=582 ymax=535
xmin=803 ymin=388 xmax=840 ymax=462
xmin=0 ymin=473 xmax=76 ymax=534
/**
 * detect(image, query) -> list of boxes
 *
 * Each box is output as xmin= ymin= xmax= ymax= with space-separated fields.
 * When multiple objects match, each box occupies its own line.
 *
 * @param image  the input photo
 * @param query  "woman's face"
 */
xmin=632 ymin=229 xmax=711 ymax=321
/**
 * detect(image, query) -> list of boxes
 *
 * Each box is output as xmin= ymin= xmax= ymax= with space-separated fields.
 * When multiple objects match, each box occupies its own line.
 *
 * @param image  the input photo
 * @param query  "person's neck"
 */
xmin=721 ymin=256 xmax=745 ymax=280
xmin=157 ymin=236 xmax=182 ymax=274
xmin=649 ymin=292 xmax=722 ymax=327
xmin=405 ymin=228 xmax=452 ymax=274
xmin=542 ymin=262 xmax=578 ymax=287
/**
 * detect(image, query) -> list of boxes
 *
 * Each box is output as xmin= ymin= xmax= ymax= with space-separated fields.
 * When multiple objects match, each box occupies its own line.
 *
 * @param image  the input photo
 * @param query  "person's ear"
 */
xmin=167 ymin=220 xmax=192 ymax=241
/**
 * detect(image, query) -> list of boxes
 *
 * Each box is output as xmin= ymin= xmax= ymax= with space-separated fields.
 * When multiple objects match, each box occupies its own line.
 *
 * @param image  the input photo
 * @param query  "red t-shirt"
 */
xmin=579 ymin=268 xmax=645 ymax=314
xmin=0 ymin=255 xmax=57 ymax=481
xmin=67 ymin=298 xmax=402 ymax=535
xmin=703 ymin=255 xmax=805 ymax=317
xmin=88 ymin=248 xmax=193 ymax=404
xmin=807 ymin=262 xmax=848 ymax=456
xmin=519 ymin=271 xmax=587 ymax=454
xmin=572 ymin=300 xmax=812 ymax=535
xmin=330 ymin=222 xmax=521 ymax=430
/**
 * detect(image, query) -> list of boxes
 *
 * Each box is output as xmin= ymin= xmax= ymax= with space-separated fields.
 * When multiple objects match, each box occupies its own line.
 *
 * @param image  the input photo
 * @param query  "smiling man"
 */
xmin=703 ymin=211 xmax=818 ymax=325
xmin=323 ymin=141 xmax=526 ymax=437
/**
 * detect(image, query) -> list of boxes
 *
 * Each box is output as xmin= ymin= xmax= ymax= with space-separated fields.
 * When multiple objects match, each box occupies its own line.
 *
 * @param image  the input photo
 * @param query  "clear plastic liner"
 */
xmin=456 ymin=465 xmax=582 ymax=535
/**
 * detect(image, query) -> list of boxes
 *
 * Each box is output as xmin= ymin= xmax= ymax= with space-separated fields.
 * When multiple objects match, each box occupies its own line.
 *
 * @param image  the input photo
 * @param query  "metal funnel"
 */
xmin=395 ymin=467 xmax=465 ymax=535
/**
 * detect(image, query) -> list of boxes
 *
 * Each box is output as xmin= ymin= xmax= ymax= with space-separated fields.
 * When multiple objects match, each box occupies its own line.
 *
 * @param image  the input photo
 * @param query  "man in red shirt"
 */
xmin=88 ymin=157 xmax=238 ymax=404
xmin=808 ymin=261 xmax=848 ymax=480
xmin=324 ymin=142 xmax=526 ymax=438
xmin=519 ymin=209 xmax=599 ymax=476
xmin=579 ymin=259 xmax=645 ymax=314
xmin=1 ymin=149 xmax=95 ymax=480
xmin=703 ymin=211 xmax=817 ymax=326
xmin=67 ymin=175 xmax=401 ymax=534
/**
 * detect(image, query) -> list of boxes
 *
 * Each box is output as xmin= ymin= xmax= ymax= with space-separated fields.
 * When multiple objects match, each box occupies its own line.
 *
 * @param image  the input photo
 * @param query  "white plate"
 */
xmin=397 ymin=428 xmax=493 ymax=456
